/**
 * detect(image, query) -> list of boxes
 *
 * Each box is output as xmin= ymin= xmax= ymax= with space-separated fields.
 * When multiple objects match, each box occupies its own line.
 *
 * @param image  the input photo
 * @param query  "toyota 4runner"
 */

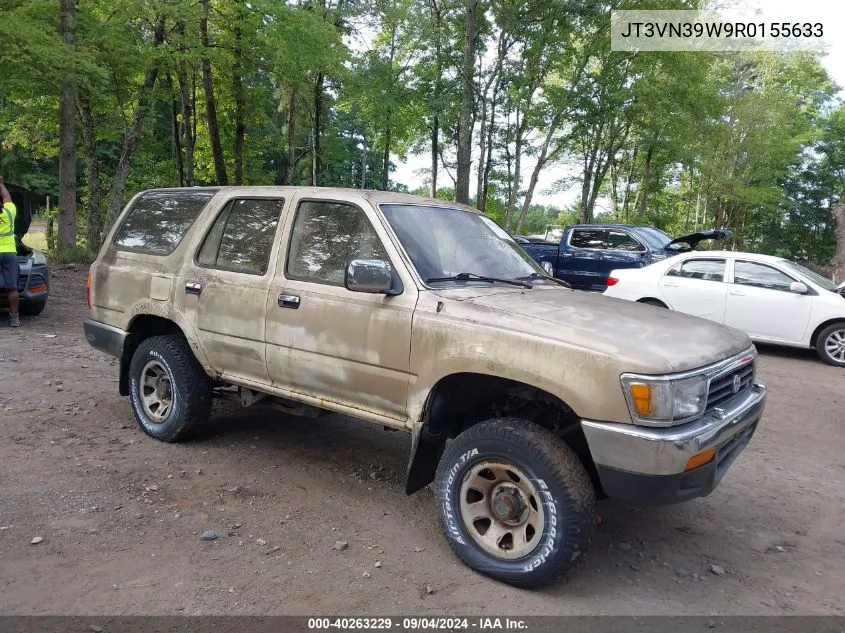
xmin=84 ymin=187 xmax=767 ymax=588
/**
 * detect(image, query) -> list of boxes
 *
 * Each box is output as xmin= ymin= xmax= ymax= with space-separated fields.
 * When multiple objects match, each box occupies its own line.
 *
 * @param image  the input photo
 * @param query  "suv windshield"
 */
xmin=380 ymin=204 xmax=543 ymax=282
xmin=781 ymin=259 xmax=838 ymax=291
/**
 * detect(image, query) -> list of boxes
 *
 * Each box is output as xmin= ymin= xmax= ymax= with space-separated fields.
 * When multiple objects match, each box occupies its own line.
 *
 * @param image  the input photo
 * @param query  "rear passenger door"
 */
xmin=658 ymin=257 xmax=728 ymax=323
xmin=178 ymin=197 xmax=287 ymax=386
xmin=561 ymin=228 xmax=606 ymax=289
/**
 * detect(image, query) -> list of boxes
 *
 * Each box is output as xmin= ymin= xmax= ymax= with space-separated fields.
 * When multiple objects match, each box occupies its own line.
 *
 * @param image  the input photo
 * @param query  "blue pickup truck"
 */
xmin=516 ymin=224 xmax=731 ymax=291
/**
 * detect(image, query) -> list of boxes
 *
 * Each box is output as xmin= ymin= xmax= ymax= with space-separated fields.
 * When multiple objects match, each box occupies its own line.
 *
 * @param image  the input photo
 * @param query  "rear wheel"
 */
xmin=435 ymin=418 xmax=596 ymax=588
xmin=129 ymin=334 xmax=212 ymax=441
xmin=816 ymin=322 xmax=845 ymax=367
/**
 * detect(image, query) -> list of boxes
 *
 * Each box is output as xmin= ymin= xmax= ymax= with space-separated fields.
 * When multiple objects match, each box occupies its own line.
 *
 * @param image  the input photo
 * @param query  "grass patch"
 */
xmin=48 ymin=245 xmax=91 ymax=264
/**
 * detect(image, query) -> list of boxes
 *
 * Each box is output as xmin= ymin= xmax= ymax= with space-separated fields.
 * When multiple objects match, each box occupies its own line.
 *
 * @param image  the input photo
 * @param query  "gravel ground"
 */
xmin=1 ymin=266 xmax=843 ymax=615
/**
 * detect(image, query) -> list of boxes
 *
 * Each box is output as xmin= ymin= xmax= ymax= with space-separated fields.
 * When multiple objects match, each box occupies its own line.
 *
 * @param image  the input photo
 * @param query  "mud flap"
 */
xmin=405 ymin=428 xmax=447 ymax=495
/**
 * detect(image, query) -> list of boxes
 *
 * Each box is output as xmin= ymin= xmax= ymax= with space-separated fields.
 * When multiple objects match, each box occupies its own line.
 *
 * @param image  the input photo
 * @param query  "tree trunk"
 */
xmin=312 ymin=72 xmax=323 ymax=186
xmin=381 ymin=117 xmax=391 ymax=191
xmin=201 ymin=0 xmax=228 ymax=185
xmin=79 ymin=99 xmax=104 ymax=251
xmin=232 ymin=6 xmax=245 ymax=185
xmin=516 ymin=119 xmax=560 ymax=233
xmin=165 ymin=74 xmax=185 ymax=187
xmin=58 ymin=0 xmax=77 ymax=249
xmin=430 ymin=117 xmax=438 ymax=198
xmin=504 ymin=109 xmax=525 ymax=230
xmin=284 ymin=85 xmax=298 ymax=185
xmin=177 ymin=63 xmax=195 ymax=186
xmin=636 ymin=145 xmax=654 ymax=218
xmin=621 ymin=146 xmax=637 ymax=222
xmin=454 ymin=0 xmax=478 ymax=205
xmin=832 ymin=204 xmax=845 ymax=283
xmin=103 ymin=15 xmax=165 ymax=229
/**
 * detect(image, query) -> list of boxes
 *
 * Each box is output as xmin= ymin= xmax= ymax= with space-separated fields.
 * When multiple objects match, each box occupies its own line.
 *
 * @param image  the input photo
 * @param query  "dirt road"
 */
xmin=1 ymin=266 xmax=843 ymax=615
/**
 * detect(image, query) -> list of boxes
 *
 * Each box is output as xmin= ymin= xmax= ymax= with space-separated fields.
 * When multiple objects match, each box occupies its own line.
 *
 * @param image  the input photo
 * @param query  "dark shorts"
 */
xmin=0 ymin=252 xmax=19 ymax=290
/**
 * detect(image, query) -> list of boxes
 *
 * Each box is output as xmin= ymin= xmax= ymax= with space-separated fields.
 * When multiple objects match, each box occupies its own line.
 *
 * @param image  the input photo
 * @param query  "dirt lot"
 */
xmin=1 ymin=266 xmax=844 ymax=616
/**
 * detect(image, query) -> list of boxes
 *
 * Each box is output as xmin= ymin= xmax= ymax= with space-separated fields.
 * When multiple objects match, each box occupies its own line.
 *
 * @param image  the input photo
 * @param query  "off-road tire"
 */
xmin=435 ymin=418 xmax=596 ymax=588
xmin=129 ymin=334 xmax=212 ymax=442
xmin=815 ymin=322 xmax=845 ymax=367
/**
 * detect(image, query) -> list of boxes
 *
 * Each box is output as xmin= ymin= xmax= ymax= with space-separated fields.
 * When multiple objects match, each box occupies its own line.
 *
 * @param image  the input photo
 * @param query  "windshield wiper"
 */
xmin=519 ymin=272 xmax=572 ymax=289
xmin=426 ymin=272 xmax=533 ymax=289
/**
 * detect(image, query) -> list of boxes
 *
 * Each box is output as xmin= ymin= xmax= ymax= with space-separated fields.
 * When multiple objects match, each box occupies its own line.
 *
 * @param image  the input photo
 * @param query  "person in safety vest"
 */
xmin=0 ymin=177 xmax=20 ymax=327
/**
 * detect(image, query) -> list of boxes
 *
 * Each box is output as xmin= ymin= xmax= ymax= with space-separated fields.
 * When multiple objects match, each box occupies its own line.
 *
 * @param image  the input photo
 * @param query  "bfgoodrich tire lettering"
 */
xmin=435 ymin=418 xmax=596 ymax=588
xmin=129 ymin=334 xmax=212 ymax=442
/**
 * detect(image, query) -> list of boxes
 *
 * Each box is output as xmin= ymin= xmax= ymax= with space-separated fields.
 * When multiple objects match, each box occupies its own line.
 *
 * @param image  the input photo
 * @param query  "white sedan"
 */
xmin=603 ymin=251 xmax=845 ymax=366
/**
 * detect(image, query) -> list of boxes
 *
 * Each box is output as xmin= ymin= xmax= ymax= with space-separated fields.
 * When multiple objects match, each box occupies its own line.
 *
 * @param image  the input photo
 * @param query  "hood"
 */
xmin=434 ymin=285 xmax=751 ymax=374
xmin=666 ymin=228 xmax=732 ymax=251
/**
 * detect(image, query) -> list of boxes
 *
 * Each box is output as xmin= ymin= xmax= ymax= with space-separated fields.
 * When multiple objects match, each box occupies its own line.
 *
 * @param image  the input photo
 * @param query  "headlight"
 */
xmin=621 ymin=373 xmax=708 ymax=426
xmin=32 ymin=250 xmax=47 ymax=266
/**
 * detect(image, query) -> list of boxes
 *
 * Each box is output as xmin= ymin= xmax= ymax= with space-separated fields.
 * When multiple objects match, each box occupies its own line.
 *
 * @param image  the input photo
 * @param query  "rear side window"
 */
xmin=197 ymin=198 xmax=285 ymax=275
xmin=667 ymin=258 xmax=726 ymax=282
xmin=569 ymin=229 xmax=605 ymax=249
xmin=113 ymin=190 xmax=216 ymax=255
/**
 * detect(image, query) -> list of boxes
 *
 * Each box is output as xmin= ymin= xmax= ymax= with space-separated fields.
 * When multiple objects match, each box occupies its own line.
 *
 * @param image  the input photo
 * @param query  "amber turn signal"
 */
xmin=684 ymin=447 xmax=716 ymax=471
xmin=629 ymin=383 xmax=652 ymax=416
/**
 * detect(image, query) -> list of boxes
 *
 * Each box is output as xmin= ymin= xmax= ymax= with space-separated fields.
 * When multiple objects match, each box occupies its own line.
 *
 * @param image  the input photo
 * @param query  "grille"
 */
xmin=706 ymin=360 xmax=755 ymax=411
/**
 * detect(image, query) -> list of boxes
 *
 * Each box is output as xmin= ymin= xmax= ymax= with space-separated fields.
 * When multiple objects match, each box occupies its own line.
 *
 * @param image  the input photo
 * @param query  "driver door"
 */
xmin=724 ymin=259 xmax=812 ymax=343
xmin=265 ymin=196 xmax=417 ymax=423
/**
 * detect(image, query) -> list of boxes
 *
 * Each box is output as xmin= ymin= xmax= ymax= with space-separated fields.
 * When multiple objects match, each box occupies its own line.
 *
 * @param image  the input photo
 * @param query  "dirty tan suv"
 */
xmin=84 ymin=187 xmax=767 ymax=588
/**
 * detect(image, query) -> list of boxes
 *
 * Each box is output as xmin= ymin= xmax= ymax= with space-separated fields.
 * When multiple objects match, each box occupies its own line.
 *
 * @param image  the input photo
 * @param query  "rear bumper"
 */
xmin=84 ymin=318 xmax=127 ymax=359
xmin=582 ymin=381 xmax=766 ymax=505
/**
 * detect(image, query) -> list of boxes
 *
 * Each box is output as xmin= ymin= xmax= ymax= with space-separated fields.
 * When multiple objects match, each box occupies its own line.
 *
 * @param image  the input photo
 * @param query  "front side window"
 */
xmin=605 ymin=230 xmax=644 ymax=252
xmin=197 ymin=198 xmax=284 ymax=275
xmin=667 ymin=258 xmax=726 ymax=282
xmin=286 ymin=201 xmax=389 ymax=285
xmin=569 ymin=229 xmax=606 ymax=249
xmin=733 ymin=260 xmax=793 ymax=291
xmin=113 ymin=190 xmax=216 ymax=255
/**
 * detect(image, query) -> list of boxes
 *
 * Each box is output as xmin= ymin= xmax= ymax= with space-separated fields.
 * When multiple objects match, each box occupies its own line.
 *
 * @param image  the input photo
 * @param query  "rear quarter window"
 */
xmin=112 ymin=190 xmax=217 ymax=255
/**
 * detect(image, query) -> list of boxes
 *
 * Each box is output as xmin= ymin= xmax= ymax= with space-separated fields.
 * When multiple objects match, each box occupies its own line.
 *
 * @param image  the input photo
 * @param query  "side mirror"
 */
xmin=789 ymin=281 xmax=809 ymax=294
xmin=345 ymin=259 xmax=393 ymax=294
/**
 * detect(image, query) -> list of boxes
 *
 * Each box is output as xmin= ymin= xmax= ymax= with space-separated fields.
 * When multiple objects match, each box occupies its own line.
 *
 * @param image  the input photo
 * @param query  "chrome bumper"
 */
xmin=582 ymin=380 xmax=767 ymax=477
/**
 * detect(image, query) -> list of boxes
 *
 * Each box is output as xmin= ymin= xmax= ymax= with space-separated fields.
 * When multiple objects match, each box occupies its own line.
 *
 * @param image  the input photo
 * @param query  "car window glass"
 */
xmin=113 ymin=190 xmax=216 ymax=255
xmin=286 ymin=201 xmax=389 ymax=285
xmin=197 ymin=198 xmax=284 ymax=275
xmin=733 ymin=260 xmax=793 ymax=291
xmin=605 ymin=230 xmax=644 ymax=252
xmin=569 ymin=229 xmax=605 ymax=249
xmin=667 ymin=258 xmax=725 ymax=282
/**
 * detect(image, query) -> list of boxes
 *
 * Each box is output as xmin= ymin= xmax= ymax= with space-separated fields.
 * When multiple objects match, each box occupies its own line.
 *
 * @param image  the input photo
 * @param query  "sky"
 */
xmin=390 ymin=0 xmax=845 ymax=209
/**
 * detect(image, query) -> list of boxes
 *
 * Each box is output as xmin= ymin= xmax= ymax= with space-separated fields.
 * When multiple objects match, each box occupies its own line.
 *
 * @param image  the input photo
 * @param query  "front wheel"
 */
xmin=435 ymin=418 xmax=596 ymax=588
xmin=816 ymin=322 xmax=845 ymax=367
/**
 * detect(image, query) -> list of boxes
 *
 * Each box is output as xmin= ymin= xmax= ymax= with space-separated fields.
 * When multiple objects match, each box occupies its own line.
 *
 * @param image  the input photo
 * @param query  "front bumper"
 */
xmin=83 ymin=318 xmax=127 ymax=359
xmin=582 ymin=380 xmax=766 ymax=505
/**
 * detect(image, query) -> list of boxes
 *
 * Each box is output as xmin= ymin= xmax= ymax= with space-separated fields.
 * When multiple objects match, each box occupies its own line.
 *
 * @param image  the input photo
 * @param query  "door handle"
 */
xmin=185 ymin=281 xmax=203 ymax=296
xmin=663 ymin=282 xmax=679 ymax=288
xmin=278 ymin=293 xmax=301 ymax=309
xmin=729 ymin=290 xmax=745 ymax=296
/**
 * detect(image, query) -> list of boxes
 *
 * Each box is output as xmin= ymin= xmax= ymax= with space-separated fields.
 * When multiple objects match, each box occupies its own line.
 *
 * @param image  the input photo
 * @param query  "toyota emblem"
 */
xmin=732 ymin=374 xmax=742 ymax=394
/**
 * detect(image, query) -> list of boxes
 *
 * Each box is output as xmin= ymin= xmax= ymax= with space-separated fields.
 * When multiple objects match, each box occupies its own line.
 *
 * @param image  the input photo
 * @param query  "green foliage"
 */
xmin=0 ymin=0 xmax=841 ymax=268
